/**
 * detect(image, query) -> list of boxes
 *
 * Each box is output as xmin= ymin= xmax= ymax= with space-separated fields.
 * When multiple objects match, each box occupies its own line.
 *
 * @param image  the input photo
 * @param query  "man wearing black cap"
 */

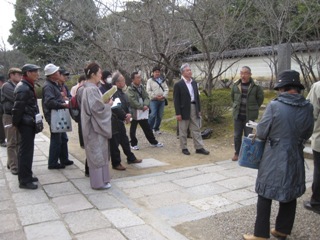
xmin=58 ymin=67 xmax=72 ymax=101
xmin=0 ymin=74 xmax=7 ymax=147
xmin=1 ymin=68 xmax=22 ymax=175
xmin=12 ymin=64 xmax=42 ymax=189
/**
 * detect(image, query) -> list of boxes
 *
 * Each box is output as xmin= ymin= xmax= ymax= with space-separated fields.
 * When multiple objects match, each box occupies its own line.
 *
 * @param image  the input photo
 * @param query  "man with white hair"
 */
xmin=173 ymin=63 xmax=209 ymax=156
xmin=42 ymin=63 xmax=73 ymax=169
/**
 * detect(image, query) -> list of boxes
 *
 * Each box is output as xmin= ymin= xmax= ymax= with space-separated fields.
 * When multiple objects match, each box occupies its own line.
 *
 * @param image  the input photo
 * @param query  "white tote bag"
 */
xmin=50 ymin=109 xmax=72 ymax=133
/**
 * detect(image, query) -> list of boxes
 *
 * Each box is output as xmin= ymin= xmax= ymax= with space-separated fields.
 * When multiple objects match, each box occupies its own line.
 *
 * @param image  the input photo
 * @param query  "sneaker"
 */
xmin=131 ymin=145 xmax=139 ymax=150
xmin=154 ymin=130 xmax=162 ymax=135
xmin=151 ymin=142 xmax=164 ymax=148
xmin=0 ymin=142 xmax=7 ymax=147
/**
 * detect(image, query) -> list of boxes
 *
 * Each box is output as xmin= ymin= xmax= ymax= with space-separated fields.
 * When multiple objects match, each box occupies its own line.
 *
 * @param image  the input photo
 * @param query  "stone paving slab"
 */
xmin=63 ymin=209 xmax=111 ymax=234
xmin=12 ymin=190 xmax=49 ymax=206
xmin=132 ymin=158 xmax=169 ymax=168
xmin=24 ymin=221 xmax=71 ymax=240
xmin=87 ymin=193 xmax=124 ymax=210
xmin=0 ymin=213 xmax=21 ymax=234
xmin=17 ymin=202 xmax=60 ymax=226
xmin=102 ymin=208 xmax=145 ymax=228
xmin=76 ymin=228 xmax=127 ymax=240
xmin=42 ymin=182 xmax=80 ymax=198
xmin=52 ymin=193 xmax=93 ymax=213
xmin=121 ymin=225 xmax=167 ymax=240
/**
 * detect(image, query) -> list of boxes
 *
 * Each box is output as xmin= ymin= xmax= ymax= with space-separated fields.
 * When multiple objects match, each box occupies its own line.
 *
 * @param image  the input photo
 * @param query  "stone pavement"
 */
xmin=0 ymin=133 xmax=315 ymax=240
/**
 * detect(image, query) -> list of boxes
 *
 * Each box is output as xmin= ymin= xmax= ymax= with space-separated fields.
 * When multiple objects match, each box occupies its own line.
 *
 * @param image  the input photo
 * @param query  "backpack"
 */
xmin=69 ymin=95 xmax=81 ymax=123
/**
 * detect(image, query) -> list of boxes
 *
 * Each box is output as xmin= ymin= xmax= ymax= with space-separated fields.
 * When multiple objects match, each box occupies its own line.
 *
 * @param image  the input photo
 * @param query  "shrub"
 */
xmin=200 ymin=89 xmax=232 ymax=122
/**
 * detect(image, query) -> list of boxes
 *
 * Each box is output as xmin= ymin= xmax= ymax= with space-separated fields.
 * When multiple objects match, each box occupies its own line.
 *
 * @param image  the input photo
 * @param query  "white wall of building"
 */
xmin=188 ymin=52 xmax=319 ymax=81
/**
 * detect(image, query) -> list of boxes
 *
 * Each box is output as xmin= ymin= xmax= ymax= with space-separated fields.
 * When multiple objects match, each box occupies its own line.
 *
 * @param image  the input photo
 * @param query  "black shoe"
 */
xmin=48 ymin=164 xmax=66 ymax=169
xmin=19 ymin=182 xmax=38 ymax=190
xmin=195 ymin=148 xmax=210 ymax=155
xmin=182 ymin=149 xmax=190 ymax=155
xmin=0 ymin=142 xmax=7 ymax=147
xmin=304 ymin=201 xmax=320 ymax=214
xmin=85 ymin=173 xmax=90 ymax=177
xmin=32 ymin=177 xmax=38 ymax=182
xmin=62 ymin=160 xmax=74 ymax=166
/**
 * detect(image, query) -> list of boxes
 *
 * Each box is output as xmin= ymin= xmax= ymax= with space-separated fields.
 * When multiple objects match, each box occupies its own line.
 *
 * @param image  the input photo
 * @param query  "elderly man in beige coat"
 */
xmin=304 ymin=81 xmax=320 ymax=214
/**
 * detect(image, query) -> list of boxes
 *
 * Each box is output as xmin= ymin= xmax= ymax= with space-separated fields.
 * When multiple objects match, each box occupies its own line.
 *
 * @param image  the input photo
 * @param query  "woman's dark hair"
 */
xmin=84 ymin=62 xmax=100 ymax=79
xmin=78 ymin=75 xmax=86 ymax=83
xmin=131 ymin=71 xmax=139 ymax=80
xmin=281 ymin=85 xmax=302 ymax=94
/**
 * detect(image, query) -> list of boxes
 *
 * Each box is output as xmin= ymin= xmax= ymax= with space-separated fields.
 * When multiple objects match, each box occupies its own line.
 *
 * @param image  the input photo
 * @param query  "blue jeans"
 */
xmin=234 ymin=118 xmax=252 ymax=155
xmin=48 ymin=131 xmax=69 ymax=167
xmin=148 ymin=100 xmax=165 ymax=131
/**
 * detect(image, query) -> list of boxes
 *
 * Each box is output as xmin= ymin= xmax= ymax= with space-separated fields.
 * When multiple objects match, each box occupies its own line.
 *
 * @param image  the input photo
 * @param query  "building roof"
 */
xmin=183 ymin=41 xmax=320 ymax=62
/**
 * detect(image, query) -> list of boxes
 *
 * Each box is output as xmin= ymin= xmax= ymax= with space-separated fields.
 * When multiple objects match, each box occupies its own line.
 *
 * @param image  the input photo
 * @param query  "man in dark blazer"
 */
xmin=173 ymin=63 xmax=209 ymax=155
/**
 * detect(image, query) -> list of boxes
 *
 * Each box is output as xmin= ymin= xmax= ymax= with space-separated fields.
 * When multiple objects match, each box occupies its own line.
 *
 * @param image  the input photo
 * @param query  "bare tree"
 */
xmin=172 ymin=0 xmax=253 ymax=94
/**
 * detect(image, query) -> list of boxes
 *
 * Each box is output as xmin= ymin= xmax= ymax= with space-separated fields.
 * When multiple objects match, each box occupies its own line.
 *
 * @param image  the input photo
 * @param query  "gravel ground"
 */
xmin=174 ymin=188 xmax=320 ymax=240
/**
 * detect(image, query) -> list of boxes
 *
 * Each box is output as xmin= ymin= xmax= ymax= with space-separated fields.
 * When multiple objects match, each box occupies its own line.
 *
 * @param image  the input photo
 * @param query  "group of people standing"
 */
xmin=2 ymin=61 xmax=318 ymax=238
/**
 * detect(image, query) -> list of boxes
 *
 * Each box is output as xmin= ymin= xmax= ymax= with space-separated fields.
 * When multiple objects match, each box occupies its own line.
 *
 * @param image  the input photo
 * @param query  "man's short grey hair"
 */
xmin=112 ymin=71 xmax=122 ymax=85
xmin=242 ymin=66 xmax=251 ymax=73
xmin=180 ymin=63 xmax=190 ymax=74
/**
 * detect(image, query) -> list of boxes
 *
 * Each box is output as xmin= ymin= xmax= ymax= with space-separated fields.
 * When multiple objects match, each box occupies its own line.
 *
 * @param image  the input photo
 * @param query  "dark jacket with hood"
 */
xmin=255 ymin=93 xmax=314 ymax=202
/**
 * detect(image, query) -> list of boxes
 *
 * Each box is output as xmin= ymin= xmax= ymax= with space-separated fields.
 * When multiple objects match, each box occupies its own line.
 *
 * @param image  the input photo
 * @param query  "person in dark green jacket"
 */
xmin=230 ymin=66 xmax=264 ymax=161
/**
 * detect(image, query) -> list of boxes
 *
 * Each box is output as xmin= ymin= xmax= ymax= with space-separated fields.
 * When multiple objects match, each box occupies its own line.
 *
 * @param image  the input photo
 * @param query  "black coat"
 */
xmin=12 ymin=79 xmax=39 ymax=127
xmin=173 ymin=79 xmax=201 ymax=120
xmin=42 ymin=78 xmax=65 ymax=123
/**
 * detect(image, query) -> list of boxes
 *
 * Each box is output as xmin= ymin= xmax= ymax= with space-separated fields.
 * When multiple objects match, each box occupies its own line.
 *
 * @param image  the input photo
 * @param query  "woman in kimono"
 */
xmin=81 ymin=62 xmax=112 ymax=190
xmin=243 ymin=70 xmax=314 ymax=240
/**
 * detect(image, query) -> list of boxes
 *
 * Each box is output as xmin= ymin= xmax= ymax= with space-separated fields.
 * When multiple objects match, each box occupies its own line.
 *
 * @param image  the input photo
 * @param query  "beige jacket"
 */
xmin=146 ymin=77 xmax=169 ymax=101
xmin=307 ymin=81 xmax=320 ymax=152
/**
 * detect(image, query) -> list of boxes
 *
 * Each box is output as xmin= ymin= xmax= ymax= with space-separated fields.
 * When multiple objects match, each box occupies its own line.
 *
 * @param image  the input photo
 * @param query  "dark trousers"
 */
xmin=110 ymin=134 xmax=121 ymax=167
xmin=130 ymin=119 xmax=157 ymax=146
xmin=234 ymin=118 xmax=252 ymax=154
xmin=0 ymin=113 xmax=6 ymax=143
xmin=110 ymin=121 xmax=137 ymax=165
xmin=312 ymin=150 xmax=320 ymax=202
xmin=78 ymin=121 xmax=84 ymax=148
xmin=254 ymin=195 xmax=297 ymax=238
xmin=48 ymin=131 xmax=69 ymax=167
xmin=17 ymin=125 xmax=35 ymax=184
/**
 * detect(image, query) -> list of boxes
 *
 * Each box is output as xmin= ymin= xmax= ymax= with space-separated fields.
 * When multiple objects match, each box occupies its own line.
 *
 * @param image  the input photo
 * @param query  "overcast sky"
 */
xmin=0 ymin=0 xmax=15 ymax=49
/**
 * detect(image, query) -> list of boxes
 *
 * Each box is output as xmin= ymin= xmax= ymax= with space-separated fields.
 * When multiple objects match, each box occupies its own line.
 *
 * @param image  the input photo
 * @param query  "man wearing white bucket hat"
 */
xmin=42 ymin=63 xmax=73 ymax=169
